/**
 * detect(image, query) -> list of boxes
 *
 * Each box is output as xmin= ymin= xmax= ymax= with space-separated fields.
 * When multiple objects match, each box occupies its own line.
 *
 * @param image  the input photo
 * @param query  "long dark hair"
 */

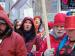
xmin=19 ymin=17 xmax=36 ymax=43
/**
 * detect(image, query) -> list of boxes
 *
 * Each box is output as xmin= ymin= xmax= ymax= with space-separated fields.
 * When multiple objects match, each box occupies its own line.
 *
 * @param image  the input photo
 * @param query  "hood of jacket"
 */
xmin=0 ymin=10 xmax=13 ymax=38
xmin=0 ymin=10 xmax=13 ymax=29
xmin=19 ymin=17 xmax=36 ymax=42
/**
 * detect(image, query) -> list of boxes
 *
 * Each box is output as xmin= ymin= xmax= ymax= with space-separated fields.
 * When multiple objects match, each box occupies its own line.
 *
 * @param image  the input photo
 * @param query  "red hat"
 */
xmin=54 ymin=13 xmax=66 ymax=26
xmin=48 ymin=21 xmax=54 ymax=29
xmin=65 ymin=16 xmax=75 ymax=30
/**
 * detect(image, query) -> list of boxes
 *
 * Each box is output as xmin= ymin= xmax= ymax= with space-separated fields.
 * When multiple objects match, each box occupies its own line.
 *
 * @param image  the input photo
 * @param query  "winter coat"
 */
xmin=0 ymin=32 xmax=27 ymax=56
xmin=39 ymin=31 xmax=67 ymax=56
xmin=25 ymin=35 xmax=42 ymax=53
xmin=0 ymin=10 xmax=27 ymax=56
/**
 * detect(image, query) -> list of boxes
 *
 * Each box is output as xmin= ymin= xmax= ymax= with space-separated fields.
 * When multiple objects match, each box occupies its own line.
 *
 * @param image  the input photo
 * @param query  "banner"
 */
xmin=61 ymin=0 xmax=75 ymax=10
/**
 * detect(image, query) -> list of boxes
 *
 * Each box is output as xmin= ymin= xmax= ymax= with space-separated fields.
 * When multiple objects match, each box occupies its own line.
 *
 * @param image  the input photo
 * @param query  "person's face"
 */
xmin=34 ymin=18 xmax=40 ymax=26
xmin=23 ymin=20 xmax=32 ymax=31
xmin=66 ymin=29 xmax=75 ymax=41
xmin=0 ymin=23 xmax=6 ymax=35
xmin=53 ymin=25 xmax=66 ymax=37
xmin=16 ymin=21 xmax=21 ymax=29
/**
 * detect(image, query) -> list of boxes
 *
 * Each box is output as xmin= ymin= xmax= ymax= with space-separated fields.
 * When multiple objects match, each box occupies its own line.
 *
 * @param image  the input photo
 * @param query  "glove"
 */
xmin=31 ymin=45 xmax=36 ymax=53
xmin=44 ymin=48 xmax=54 ymax=56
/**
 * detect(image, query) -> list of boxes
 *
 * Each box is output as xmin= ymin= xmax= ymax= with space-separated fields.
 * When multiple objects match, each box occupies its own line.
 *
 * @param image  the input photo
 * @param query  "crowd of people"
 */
xmin=0 ymin=5 xmax=75 ymax=56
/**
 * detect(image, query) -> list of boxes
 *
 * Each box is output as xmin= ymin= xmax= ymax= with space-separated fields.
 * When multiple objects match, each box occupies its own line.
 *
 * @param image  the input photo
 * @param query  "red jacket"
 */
xmin=25 ymin=35 xmax=42 ymax=53
xmin=0 ymin=10 xmax=27 ymax=56
xmin=0 ymin=32 xmax=27 ymax=56
xmin=39 ymin=34 xmax=66 ymax=55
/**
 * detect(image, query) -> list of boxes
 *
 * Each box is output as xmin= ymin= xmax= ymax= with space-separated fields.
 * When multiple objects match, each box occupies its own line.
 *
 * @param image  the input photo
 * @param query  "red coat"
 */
xmin=25 ymin=35 xmax=42 ymax=54
xmin=0 ymin=10 xmax=27 ymax=56
xmin=39 ymin=34 xmax=65 ymax=55
xmin=0 ymin=32 xmax=27 ymax=56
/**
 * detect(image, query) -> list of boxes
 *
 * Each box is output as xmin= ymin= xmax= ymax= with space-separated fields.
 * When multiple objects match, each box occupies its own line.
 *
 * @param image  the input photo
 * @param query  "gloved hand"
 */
xmin=31 ymin=45 xmax=36 ymax=53
xmin=44 ymin=48 xmax=54 ymax=56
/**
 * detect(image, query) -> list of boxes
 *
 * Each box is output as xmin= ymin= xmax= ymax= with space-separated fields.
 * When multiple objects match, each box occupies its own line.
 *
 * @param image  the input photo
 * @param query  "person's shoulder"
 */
xmin=12 ymin=31 xmax=21 ymax=36
xmin=12 ymin=31 xmax=24 ymax=40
